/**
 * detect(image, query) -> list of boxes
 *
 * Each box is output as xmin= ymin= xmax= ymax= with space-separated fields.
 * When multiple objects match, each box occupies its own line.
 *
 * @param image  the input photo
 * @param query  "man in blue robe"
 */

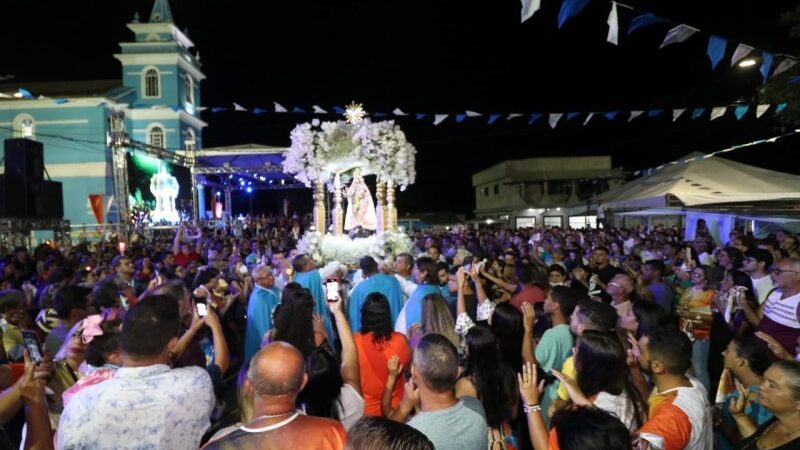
xmin=348 ymin=256 xmax=404 ymax=332
xmin=394 ymin=257 xmax=441 ymax=335
xmin=292 ymin=254 xmax=335 ymax=345
xmin=243 ymin=264 xmax=281 ymax=362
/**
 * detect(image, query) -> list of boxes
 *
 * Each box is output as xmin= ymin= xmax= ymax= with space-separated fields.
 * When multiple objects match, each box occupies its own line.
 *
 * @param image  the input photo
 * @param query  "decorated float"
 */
xmin=282 ymin=103 xmax=415 ymax=264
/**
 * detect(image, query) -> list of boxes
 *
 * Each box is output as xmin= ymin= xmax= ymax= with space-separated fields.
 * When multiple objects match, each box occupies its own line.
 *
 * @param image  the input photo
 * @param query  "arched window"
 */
xmin=148 ymin=125 xmax=165 ymax=149
xmin=184 ymin=128 xmax=196 ymax=151
xmin=144 ymin=67 xmax=160 ymax=97
xmin=184 ymin=75 xmax=194 ymax=105
xmin=13 ymin=114 xmax=35 ymax=139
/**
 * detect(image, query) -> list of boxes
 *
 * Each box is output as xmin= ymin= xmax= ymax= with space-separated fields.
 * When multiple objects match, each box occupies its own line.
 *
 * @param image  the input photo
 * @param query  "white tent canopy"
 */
xmin=596 ymin=152 xmax=800 ymax=209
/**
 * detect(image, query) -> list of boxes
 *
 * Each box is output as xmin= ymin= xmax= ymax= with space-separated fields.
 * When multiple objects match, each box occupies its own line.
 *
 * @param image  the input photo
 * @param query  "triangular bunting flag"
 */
xmin=253 ymin=107 xmax=267 ymax=115
xmin=607 ymin=2 xmax=619 ymax=45
xmin=603 ymin=111 xmax=619 ymax=121
xmin=333 ymin=106 xmax=345 ymax=114
xmin=488 ymin=114 xmax=501 ymax=124
xmin=659 ymin=24 xmax=698 ymax=49
xmin=312 ymin=105 xmax=327 ymax=114
xmin=672 ymin=108 xmax=686 ymax=121
xmin=628 ymin=110 xmax=644 ymax=121
xmin=374 ymin=112 xmax=388 ymax=118
xmin=772 ymin=58 xmax=798 ymax=78
xmin=415 ymin=113 xmax=427 ymax=120
xmin=707 ymin=36 xmax=727 ymax=70
xmin=776 ymin=103 xmax=788 ymax=114
xmin=549 ymin=113 xmax=563 ymax=129
xmin=734 ymin=105 xmax=749 ymax=120
xmin=583 ymin=112 xmax=595 ymax=126
xmin=528 ymin=113 xmax=543 ymax=125
xmin=393 ymin=108 xmax=408 ymax=116
xmin=627 ymin=13 xmax=668 ymax=35
xmin=730 ymin=44 xmax=754 ymax=66
xmin=273 ymin=102 xmax=288 ymax=113
xmin=195 ymin=106 xmax=207 ymax=112
xmin=558 ymin=0 xmax=592 ymax=29
xmin=54 ymin=99 xmax=69 ymax=105
xmin=292 ymin=107 xmax=307 ymax=113
xmin=788 ymin=75 xmax=800 ymax=84
xmin=756 ymin=104 xmax=770 ymax=118
xmin=465 ymin=110 xmax=482 ymax=117
xmin=233 ymin=103 xmax=247 ymax=111
xmin=17 ymin=88 xmax=33 ymax=99
xmin=507 ymin=113 xmax=523 ymax=120
xmin=710 ymin=106 xmax=727 ymax=120
xmin=566 ymin=112 xmax=581 ymax=120
xmin=521 ymin=0 xmax=542 ymax=23
xmin=647 ymin=109 xmax=663 ymax=118
xmin=211 ymin=107 xmax=227 ymax=113
xmin=691 ymin=108 xmax=705 ymax=119
xmin=433 ymin=114 xmax=448 ymax=125
xmin=455 ymin=114 xmax=467 ymax=123
xmin=760 ymin=52 xmax=774 ymax=81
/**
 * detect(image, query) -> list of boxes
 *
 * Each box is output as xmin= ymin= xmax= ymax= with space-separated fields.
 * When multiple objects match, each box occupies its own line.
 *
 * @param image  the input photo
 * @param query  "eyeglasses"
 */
xmin=608 ymin=282 xmax=622 ymax=288
xmin=692 ymin=272 xmax=704 ymax=277
xmin=770 ymin=268 xmax=800 ymax=275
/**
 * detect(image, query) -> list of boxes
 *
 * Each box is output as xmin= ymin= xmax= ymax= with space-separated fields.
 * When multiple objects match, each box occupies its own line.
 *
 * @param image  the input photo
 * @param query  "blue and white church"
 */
xmin=0 ymin=0 xmax=205 ymax=226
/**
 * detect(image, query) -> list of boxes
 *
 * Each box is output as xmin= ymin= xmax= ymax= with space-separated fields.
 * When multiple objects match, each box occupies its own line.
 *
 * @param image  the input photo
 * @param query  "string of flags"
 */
xmin=520 ymin=0 xmax=798 ymax=82
xmin=632 ymin=128 xmax=800 ymax=176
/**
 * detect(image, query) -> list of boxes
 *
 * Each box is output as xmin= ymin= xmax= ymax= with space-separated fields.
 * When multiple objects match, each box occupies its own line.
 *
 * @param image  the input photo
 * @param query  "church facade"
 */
xmin=0 ymin=0 xmax=205 ymax=226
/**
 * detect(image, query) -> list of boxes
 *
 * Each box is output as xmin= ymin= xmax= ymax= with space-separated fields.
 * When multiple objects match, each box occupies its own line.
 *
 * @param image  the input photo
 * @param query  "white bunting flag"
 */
xmin=273 ymin=102 xmax=288 ymax=113
xmin=710 ymin=106 xmax=727 ymax=120
xmin=392 ymin=108 xmax=408 ymax=116
xmin=549 ymin=113 xmax=563 ymax=129
xmin=312 ymin=105 xmax=327 ymax=114
xmin=628 ymin=110 xmax=644 ymax=121
xmin=659 ymin=24 xmax=699 ymax=49
xmin=507 ymin=113 xmax=524 ymax=120
xmin=583 ymin=112 xmax=595 ymax=126
xmin=772 ymin=58 xmax=798 ymax=77
xmin=195 ymin=106 xmax=207 ymax=112
xmin=233 ymin=103 xmax=247 ymax=111
xmin=756 ymin=104 xmax=770 ymax=118
xmin=433 ymin=114 xmax=449 ymax=125
xmin=465 ymin=110 xmax=482 ymax=117
xmin=607 ymin=2 xmax=619 ymax=45
xmin=521 ymin=0 xmax=542 ymax=23
xmin=730 ymin=44 xmax=754 ymax=66
xmin=672 ymin=108 xmax=686 ymax=121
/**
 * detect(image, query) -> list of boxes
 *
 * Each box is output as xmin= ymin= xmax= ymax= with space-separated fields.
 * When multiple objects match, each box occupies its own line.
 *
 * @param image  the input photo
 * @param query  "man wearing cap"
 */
xmin=744 ymin=249 xmax=774 ymax=305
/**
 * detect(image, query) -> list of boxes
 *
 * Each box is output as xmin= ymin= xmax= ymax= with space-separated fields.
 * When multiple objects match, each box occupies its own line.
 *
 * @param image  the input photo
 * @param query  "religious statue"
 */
xmin=344 ymin=169 xmax=377 ymax=231
xmin=149 ymin=165 xmax=180 ymax=223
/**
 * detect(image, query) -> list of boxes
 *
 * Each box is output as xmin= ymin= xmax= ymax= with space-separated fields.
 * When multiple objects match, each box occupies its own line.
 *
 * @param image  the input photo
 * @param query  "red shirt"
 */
xmin=511 ymin=284 xmax=546 ymax=309
xmin=175 ymin=251 xmax=200 ymax=269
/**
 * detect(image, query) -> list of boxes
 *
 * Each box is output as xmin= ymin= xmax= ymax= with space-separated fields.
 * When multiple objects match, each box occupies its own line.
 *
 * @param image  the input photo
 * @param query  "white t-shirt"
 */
xmin=335 ymin=383 xmax=365 ymax=431
xmin=750 ymin=275 xmax=775 ymax=305
xmin=594 ymin=391 xmax=639 ymax=433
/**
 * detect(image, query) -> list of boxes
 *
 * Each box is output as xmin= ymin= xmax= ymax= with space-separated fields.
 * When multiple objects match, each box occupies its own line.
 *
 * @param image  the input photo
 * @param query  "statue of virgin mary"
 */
xmin=344 ymin=169 xmax=377 ymax=231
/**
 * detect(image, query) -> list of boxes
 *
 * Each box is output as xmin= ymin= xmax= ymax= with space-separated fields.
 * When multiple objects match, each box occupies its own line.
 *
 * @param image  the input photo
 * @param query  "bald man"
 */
xmin=744 ymin=258 xmax=800 ymax=354
xmin=203 ymin=342 xmax=346 ymax=449
xmin=605 ymin=273 xmax=634 ymax=319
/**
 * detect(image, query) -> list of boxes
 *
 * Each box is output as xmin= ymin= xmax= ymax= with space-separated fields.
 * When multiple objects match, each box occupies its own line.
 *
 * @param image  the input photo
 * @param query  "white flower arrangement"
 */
xmin=283 ymin=119 xmax=416 ymax=191
xmin=295 ymin=230 xmax=412 ymax=265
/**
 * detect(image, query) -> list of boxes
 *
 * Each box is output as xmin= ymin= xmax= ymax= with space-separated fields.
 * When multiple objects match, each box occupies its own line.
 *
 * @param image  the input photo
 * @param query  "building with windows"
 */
xmin=0 ymin=0 xmax=205 ymax=225
xmin=472 ymin=156 xmax=624 ymax=229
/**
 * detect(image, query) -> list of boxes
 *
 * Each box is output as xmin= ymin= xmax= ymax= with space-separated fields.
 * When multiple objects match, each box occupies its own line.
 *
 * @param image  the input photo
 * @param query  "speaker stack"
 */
xmin=1 ymin=138 xmax=63 ymax=219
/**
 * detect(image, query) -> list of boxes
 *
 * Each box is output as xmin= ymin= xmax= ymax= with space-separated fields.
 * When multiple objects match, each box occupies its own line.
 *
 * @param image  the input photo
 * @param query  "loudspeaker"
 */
xmin=2 ymin=139 xmax=61 ymax=218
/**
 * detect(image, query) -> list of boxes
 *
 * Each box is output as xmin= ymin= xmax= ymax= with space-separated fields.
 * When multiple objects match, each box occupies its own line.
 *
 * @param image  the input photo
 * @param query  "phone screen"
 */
xmin=196 ymin=303 xmax=208 ymax=317
xmin=325 ymin=281 xmax=339 ymax=301
xmin=22 ymin=330 xmax=43 ymax=364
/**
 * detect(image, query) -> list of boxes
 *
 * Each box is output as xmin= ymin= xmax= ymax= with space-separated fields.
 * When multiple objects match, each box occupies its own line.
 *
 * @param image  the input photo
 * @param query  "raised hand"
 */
xmin=521 ymin=302 xmax=535 ymax=333
xmin=517 ymin=362 xmax=542 ymax=406
xmin=551 ymin=368 xmax=592 ymax=407
xmin=387 ymin=355 xmax=403 ymax=379
xmin=755 ymin=331 xmax=793 ymax=360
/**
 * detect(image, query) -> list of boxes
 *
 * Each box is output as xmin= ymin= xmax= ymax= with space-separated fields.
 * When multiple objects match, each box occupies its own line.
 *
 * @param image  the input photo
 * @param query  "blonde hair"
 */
xmin=421 ymin=294 xmax=459 ymax=348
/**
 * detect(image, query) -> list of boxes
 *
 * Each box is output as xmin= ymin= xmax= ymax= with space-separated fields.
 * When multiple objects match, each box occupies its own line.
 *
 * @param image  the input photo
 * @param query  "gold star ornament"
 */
xmin=344 ymin=102 xmax=366 ymax=124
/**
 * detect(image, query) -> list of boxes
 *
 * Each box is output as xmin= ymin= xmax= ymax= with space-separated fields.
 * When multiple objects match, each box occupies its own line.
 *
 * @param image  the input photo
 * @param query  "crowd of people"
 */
xmin=1 ymin=213 xmax=800 ymax=449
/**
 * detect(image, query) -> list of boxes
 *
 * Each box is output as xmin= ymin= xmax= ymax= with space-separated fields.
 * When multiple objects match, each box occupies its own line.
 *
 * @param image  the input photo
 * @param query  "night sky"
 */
xmin=4 ymin=0 xmax=800 ymax=216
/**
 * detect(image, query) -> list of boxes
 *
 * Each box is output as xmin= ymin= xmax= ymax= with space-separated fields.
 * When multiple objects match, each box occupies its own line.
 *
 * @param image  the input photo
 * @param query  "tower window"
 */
xmin=13 ymin=114 xmax=35 ymax=139
xmin=144 ymin=68 xmax=160 ymax=97
xmin=185 ymin=76 xmax=194 ymax=104
xmin=149 ymin=126 xmax=165 ymax=149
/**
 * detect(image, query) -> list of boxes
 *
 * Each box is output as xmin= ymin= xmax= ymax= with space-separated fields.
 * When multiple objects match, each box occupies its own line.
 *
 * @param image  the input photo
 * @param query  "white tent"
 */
xmin=597 ymin=152 xmax=800 ymax=209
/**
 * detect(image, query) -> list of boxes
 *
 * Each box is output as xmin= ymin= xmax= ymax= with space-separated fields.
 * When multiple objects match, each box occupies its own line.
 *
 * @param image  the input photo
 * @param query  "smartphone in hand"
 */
xmin=325 ymin=279 xmax=339 ymax=302
xmin=196 ymin=302 xmax=208 ymax=317
xmin=22 ymin=330 xmax=44 ymax=364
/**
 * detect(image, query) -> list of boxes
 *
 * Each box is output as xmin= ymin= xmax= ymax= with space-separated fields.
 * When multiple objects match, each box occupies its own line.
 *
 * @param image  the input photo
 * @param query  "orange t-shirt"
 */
xmin=354 ymin=332 xmax=411 ymax=416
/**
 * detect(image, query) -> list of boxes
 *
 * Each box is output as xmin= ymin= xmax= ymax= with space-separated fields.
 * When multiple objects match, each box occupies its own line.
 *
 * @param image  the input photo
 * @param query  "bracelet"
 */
xmin=523 ymin=404 xmax=541 ymax=414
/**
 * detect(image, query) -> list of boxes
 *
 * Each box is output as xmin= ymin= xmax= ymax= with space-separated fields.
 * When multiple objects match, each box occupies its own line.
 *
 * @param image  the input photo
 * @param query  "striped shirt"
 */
xmin=758 ymin=290 xmax=800 ymax=355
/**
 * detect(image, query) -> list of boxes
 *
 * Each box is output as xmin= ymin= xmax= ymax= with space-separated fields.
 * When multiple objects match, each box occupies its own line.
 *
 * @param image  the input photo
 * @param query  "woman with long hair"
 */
xmin=677 ymin=264 xmax=716 ymax=393
xmin=354 ymin=292 xmax=410 ymax=417
xmin=570 ymin=330 xmax=648 ymax=432
xmin=270 ymin=288 xmax=324 ymax=356
xmin=408 ymin=293 xmax=459 ymax=351
xmin=715 ymin=270 xmax=758 ymax=336
xmin=456 ymin=326 xmax=519 ymax=449
xmin=619 ymin=300 xmax=671 ymax=340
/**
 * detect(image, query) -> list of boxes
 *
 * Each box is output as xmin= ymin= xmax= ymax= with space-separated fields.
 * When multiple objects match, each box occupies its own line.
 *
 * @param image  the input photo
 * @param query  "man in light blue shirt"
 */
xmin=348 ymin=256 xmax=404 ymax=331
xmin=244 ymin=264 xmax=281 ymax=362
